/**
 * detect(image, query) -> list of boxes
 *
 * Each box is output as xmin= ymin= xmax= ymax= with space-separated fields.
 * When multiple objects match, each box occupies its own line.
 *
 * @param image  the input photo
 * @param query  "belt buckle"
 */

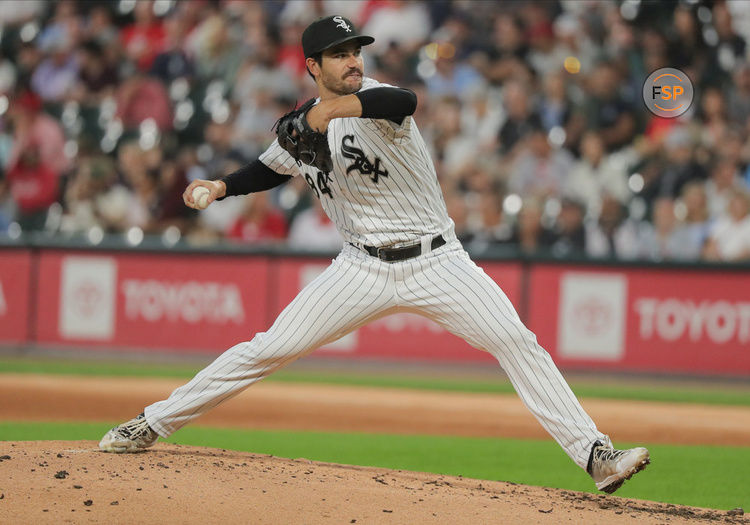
xmin=376 ymin=247 xmax=389 ymax=261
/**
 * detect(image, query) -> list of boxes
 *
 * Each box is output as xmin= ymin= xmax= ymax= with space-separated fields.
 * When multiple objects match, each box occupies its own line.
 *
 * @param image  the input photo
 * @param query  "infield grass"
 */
xmin=2 ymin=357 xmax=750 ymax=407
xmin=1 ymin=420 xmax=747 ymax=511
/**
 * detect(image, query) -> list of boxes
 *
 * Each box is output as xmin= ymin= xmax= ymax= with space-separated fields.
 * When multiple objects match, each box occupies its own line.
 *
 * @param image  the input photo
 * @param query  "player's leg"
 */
xmin=101 ymin=248 xmax=395 ymax=450
xmin=397 ymin=243 xmax=648 ymax=491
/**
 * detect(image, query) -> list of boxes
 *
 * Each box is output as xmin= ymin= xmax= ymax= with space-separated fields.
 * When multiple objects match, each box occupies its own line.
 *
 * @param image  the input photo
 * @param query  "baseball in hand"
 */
xmin=192 ymin=186 xmax=211 ymax=210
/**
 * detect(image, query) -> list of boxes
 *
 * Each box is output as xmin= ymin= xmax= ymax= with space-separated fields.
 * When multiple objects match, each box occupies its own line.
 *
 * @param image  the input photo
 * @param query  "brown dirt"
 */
xmin=3 ymin=373 xmax=750 ymax=524
xmin=0 ymin=441 xmax=747 ymax=525
xmin=2 ymin=374 xmax=750 ymax=446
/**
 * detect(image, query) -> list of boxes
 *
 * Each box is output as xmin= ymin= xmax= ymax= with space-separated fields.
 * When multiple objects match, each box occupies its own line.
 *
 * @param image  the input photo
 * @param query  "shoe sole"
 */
xmin=99 ymin=433 xmax=156 ymax=453
xmin=600 ymin=456 xmax=650 ymax=494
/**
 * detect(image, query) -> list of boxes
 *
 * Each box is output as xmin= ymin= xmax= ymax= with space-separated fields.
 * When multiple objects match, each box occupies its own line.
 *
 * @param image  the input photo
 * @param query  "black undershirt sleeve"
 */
xmin=355 ymin=87 xmax=417 ymax=124
xmin=219 ymin=159 xmax=292 ymax=198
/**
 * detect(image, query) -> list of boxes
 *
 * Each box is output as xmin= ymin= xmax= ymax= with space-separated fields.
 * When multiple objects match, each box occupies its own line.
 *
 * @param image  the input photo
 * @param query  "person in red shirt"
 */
xmin=121 ymin=0 xmax=166 ymax=72
xmin=115 ymin=72 xmax=172 ymax=132
xmin=6 ymin=141 xmax=59 ymax=231
xmin=226 ymin=191 xmax=287 ymax=243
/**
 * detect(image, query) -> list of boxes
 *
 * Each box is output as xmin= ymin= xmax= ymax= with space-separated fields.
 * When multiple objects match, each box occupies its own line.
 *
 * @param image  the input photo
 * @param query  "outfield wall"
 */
xmin=1 ymin=242 xmax=749 ymax=375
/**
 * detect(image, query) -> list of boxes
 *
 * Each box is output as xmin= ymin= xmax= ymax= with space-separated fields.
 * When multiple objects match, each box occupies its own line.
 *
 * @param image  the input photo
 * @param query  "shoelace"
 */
xmin=119 ymin=416 xmax=152 ymax=439
xmin=594 ymin=446 xmax=626 ymax=463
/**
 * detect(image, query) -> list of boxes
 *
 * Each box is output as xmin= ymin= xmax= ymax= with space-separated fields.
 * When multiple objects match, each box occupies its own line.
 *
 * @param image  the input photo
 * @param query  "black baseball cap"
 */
xmin=302 ymin=15 xmax=374 ymax=58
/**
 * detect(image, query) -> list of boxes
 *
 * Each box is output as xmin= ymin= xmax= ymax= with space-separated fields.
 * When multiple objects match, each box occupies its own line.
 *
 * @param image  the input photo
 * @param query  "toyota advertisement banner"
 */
xmin=34 ymin=252 xmax=271 ymax=353
xmin=4 ymin=247 xmax=749 ymax=375
xmin=528 ymin=265 xmax=750 ymax=375
xmin=0 ymin=250 xmax=32 ymax=344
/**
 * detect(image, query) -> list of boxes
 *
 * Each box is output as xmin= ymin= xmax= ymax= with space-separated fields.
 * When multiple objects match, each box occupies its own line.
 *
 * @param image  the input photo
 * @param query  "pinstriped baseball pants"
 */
xmin=144 ymin=235 xmax=608 ymax=469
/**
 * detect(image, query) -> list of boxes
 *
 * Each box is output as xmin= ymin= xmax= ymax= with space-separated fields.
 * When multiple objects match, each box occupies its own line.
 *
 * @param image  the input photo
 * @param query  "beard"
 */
xmin=321 ymin=69 xmax=363 ymax=95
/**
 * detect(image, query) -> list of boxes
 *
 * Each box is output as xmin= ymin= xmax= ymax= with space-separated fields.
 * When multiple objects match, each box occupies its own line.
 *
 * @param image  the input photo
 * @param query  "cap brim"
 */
xmin=308 ymin=35 xmax=375 ymax=57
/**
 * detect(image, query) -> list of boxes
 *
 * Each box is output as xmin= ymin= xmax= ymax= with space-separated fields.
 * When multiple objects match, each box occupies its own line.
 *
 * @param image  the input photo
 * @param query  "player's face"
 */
xmin=319 ymin=42 xmax=364 ymax=95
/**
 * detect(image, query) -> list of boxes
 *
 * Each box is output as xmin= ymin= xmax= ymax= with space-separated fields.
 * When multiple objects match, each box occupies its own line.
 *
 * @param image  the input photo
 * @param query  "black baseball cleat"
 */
xmin=99 ymin=413 xmax=158 ymax=453
xmin=587 ymin=441 xmax=650 ymax=494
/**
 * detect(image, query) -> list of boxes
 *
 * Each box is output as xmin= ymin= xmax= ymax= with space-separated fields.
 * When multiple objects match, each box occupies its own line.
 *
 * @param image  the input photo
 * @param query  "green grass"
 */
xmin=2 ymin=357 xmax=750 ymax=406
xmin=1 ymin=421 xmax=747 ymax=511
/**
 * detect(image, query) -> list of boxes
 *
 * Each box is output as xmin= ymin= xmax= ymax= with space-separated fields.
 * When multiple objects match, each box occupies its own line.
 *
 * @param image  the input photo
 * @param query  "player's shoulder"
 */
xmin=359 ymin=76 xmax=400 ymax=92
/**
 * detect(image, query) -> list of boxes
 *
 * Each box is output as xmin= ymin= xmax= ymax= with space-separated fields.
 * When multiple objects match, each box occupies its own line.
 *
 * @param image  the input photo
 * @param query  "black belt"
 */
xmin=351 ymin=234 xmax=446 ymax=262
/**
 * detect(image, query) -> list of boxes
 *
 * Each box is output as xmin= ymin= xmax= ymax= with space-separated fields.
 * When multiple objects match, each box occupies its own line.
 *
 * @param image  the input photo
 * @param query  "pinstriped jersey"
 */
xmin=259 ymin=77 xmax=452 ymax=248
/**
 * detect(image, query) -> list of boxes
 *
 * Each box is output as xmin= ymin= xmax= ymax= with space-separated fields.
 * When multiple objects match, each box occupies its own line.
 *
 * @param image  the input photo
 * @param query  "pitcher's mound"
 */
xmin=0 ymin=441 xmax=743 ymax=524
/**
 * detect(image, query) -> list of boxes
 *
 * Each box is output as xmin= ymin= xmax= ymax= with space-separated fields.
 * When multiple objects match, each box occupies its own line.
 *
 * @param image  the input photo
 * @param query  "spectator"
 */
xmin=150 ymin=152 xmax=192 ymax=232
xmin=565 ymin=131 xmax=631 ymax=216
xmin=30 ymin=31 xmax=79 ymax=102
xmin=497 ymin=80 xmax=542 ymax=156
xmin=705 ymin=159 xmax=746 ymax=219
xmin=526 ymin=19 xmax=570 ymax=77
xmin=363 ymin=0 xmax=432 ymax=55
xmin=465 ymin=192 xmax=513 ymax=253
xmin=641 ymin=126 xmax=706 ymax=205
xmin=508 ymin=127 xmax=574 ymax=199
xmin=115 ymin=72 xmax=172 ymax=132
xmin=548 ymin=197 xmax=586 ymax=257
xmin=2 ymin=0 xmax=750 ymax=262
xmin=424 ymin=44 xmax=484 ymax=99
xmin=458 ymin=85 xmax=504 ymax=152
xmin=579 ymin=62 xmax=637 ymax=152
xmin=60 ymin=154 xmax=116 ymax=233
xmin=0 ymin=52 xmax=18 ymax=95
xmin=197 ymin=154 xmax=246 ymax=236
xmin=666 ymin=5 xmax=707 ymax=73
xmin=200 ymin=120 xmax=245 ymax=181
xmin=121 ymin=0 xmax=166 ymax=72
xmin=6 ymin=90 xmax=70 ymax=177
xmin=149 ymin=15 xmax=195 ymax=84
xmin=227 ymin=192 xmax=288 ymax=243
xmin=639 ymin=197 xmax=698 ymax=261
xmin=710 ymin=1 xmax=746 ymax=78
xmin=728 ymin=63 xmax=750 ymax=128
xmin=480 ymin=14 xmax=529 ymax=85
xmin=585 ymin=195 xmax=644 ymax=259
xmin=445 ymin=190 xmax=473 ymax=244
xmin=508 ymin=198 xmax=555 ymax=254
xmin=678 ymin=181 xmax=712 ymax=259
xmin=73 ymin=40 xmax=118 ymax=102
xmin=189 ymin=14 xmax=243 ymax=86
xmin=288 ymin=200 xmax=343 ymax=251
xmin=697 ymin=87 xmax=729 ymax=151
xmin=703 ymin=188 xmax=750 ymax=261
xmin=83 ymin=4 xmax=119 ymax=48
xmin=538 ymin=71 xmax=572 ymax=132
xmin=5 ymin=138 xmax=58 ymax=230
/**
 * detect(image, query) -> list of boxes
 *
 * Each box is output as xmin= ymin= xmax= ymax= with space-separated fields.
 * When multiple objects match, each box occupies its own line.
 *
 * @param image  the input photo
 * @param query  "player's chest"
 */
xmin=301 ymin=126 xmax=395 ymax=200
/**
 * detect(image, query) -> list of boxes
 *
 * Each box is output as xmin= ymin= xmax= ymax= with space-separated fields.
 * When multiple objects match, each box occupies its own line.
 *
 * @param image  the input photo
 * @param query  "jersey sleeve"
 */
xmin=358 ymin=77 xmax=413 ymax=142
xmin=258 ymin=138 xmax=301 ymax=177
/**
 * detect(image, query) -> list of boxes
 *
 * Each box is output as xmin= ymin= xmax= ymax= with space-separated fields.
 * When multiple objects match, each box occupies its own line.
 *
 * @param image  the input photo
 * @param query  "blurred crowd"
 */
xmin=1 ymin=0 xmax=750 ymax=262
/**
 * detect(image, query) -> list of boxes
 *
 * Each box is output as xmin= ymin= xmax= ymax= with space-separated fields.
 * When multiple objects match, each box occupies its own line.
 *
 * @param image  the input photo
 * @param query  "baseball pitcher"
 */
xmin=100 ymin=15 xmax=649 ymax=494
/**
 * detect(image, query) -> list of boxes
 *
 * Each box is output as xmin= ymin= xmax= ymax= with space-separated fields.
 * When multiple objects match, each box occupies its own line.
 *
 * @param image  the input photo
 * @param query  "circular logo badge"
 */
xmin=643 ymin=68 xmax=694 ymax=118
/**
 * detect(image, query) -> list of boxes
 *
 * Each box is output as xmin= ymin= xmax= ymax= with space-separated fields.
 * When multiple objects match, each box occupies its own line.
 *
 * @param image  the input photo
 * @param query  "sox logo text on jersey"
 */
xmin=341 ymin=135 xmax=389 ymax=183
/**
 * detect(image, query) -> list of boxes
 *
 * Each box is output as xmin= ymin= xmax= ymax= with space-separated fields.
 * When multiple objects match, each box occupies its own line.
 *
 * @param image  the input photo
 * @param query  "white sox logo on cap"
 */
xmin=333 ymin=16 xmax=352 ymax=32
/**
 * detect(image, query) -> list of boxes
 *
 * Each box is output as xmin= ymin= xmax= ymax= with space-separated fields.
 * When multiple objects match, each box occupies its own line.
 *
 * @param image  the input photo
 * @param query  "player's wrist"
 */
xmin=214 ymin=180 xmax=227 ymax=198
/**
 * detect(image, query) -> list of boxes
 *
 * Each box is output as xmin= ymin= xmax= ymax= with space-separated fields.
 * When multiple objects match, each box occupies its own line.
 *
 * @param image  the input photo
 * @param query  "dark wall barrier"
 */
xmin=2 ymin=240 xmax=749 ymax=376
xmin=0 ymin=249 xmax=32 ymax=345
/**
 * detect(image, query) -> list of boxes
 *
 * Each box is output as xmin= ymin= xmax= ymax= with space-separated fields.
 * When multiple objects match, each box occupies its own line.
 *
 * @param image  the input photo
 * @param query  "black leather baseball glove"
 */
xmin=275 ymin=98 xmax=333 ymax=173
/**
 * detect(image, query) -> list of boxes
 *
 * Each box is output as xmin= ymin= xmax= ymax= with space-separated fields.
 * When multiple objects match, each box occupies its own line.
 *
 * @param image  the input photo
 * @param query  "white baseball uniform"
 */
xmin=144 ymin=77 xmax=609 ymax=470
